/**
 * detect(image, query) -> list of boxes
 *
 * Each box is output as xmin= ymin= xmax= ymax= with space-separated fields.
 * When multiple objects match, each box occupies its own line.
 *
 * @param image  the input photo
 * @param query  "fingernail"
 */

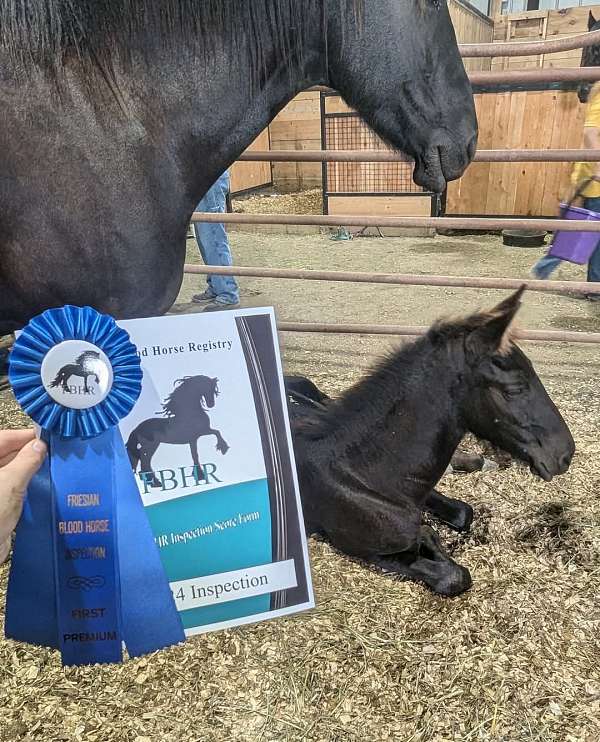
xmin=32 ymin=439 xmax=47 ymax=454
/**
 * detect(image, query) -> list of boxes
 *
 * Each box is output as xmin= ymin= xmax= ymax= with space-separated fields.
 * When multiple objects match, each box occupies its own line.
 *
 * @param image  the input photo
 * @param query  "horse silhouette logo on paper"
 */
xmin=127 ymin=375 xmax=229 ymax=491
xmin=50 ymin=351 xmax=103 ymax=395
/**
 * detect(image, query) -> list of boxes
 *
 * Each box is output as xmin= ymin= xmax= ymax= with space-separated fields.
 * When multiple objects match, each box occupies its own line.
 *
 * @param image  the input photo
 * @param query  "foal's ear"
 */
xmin=590 ymin=11 xmax=597 ymax=30
xmin=466 ymin=287 xmax=525 ymax=359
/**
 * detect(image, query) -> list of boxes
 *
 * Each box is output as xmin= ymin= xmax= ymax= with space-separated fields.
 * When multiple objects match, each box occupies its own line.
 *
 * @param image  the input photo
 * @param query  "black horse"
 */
xmin=578 ymin=12 xmax=600 ymax=104
xmin=0 ymin=0 xmax=477 ymax=334
xmin=49 ymin=350 xmax=103 ymax=394
xmin=127 ymin=375 xmax=228 ymax=487
xmin=287 ymin=289 xmax=575 ymax=597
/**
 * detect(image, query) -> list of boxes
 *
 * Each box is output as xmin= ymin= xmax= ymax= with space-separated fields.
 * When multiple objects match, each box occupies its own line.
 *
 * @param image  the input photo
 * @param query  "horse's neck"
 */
xmin=334 ymin=344 xmax=466 ymax=500
xmin=140 ymin=32 xmax=326 ymax=209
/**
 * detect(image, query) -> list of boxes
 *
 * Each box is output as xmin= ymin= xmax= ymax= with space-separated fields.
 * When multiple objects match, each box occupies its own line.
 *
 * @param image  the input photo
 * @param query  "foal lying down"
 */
xmin=286 ymin=289 xmax=575 ymax=597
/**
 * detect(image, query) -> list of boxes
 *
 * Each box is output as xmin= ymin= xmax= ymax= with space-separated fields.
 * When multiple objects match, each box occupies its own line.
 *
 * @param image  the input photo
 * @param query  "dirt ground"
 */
xmin=1 ymin=229 xmax=600 ymax=742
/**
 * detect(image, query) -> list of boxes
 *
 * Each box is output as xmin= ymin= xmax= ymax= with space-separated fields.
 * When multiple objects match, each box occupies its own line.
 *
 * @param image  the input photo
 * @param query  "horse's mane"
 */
xmin=0 ymin=0 xmax=363 ymax=82
xmin=75 ymin=350 xmax=99 ymax=364
xmin=161 ymin=375 xmax=216 ymax=417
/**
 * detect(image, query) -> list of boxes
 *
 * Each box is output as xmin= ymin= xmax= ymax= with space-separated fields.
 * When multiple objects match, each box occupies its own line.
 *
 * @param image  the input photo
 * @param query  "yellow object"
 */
xmin=572 ymin=86 xmax=600 ymax=198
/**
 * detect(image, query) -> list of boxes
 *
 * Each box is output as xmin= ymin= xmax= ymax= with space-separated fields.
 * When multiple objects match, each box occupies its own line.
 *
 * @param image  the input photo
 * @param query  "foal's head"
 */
xmin=431 ymin=288 xmax=575 ymax=481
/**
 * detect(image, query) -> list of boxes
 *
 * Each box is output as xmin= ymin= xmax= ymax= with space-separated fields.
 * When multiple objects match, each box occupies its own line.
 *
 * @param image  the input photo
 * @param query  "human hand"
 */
xmin=0 ymin=430 xmax=47 ymax=564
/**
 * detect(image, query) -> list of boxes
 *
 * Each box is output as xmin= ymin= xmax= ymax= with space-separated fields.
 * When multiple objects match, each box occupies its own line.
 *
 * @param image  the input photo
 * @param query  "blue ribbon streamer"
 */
xmin=5 ymin=306 xmax=185 ymax=665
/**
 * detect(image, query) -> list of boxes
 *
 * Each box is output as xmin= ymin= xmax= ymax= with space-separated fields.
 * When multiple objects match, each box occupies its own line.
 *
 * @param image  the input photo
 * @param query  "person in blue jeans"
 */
xmin=192 ymin=170 xmax=240 ymax=311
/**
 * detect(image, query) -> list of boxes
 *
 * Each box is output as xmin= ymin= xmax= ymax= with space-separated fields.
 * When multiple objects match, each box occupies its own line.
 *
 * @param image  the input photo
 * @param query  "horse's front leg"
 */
xmin=140 ymin=441 xmax=161 ymax=488
xmin=189 ymin=439 xmax=201 ymax=470
xmin=424 ymin=489 xmax=474 ymax=533
xmin=83 ymin=374 xmax=90 ymax=394
xmin=209 ymin=428 xmax=229 ymax=455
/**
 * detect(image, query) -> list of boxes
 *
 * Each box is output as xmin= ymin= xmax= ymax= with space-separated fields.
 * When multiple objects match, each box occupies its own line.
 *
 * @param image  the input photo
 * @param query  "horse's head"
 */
xmin=456 ymin=289 xmax=575 ymax=481
xmin=326 ymin=0 xmax=477 ymax=193
xmin=200 ymin=377 xmax=219 ymax=409
xmin=579 ymin=13 xmax=600 ymax=104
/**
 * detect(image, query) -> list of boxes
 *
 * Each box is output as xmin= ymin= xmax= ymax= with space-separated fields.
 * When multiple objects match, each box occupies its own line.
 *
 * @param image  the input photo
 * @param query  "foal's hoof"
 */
xmin=429 ymin=563 xmax=472 ymax=598
xmin=453 ymin=503 xmax=474 ymax=533
xmin=437 ymin=502 xmax=474 ymax=533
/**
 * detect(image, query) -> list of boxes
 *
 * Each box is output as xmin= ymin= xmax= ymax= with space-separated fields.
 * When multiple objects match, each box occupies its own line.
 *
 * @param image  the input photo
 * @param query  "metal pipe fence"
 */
xmin=238 ymin=149 xmax=600 ymax=163
xmin=191 ymin=212 xmax=600 ymax=232
xmin=457 ymin=28 xmax=600 ymax=57
xmin=183 ymin=265 xmax=598 ymax=296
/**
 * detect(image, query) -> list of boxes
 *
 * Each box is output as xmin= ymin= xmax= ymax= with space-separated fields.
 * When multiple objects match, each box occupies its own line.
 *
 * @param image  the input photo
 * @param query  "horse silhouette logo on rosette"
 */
xmin=41 ymin=342 xmax=113 ymax=408
xmin=127 ymin=375 xmax=229 ymax=489
xmin=48 ymin=349 xmax=107 ymax=397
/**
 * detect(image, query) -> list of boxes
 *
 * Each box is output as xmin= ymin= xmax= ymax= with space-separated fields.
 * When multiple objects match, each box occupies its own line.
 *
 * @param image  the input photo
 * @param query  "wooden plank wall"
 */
xmin=449 ymin=0 xmax=494 ymax=71
xmin=446 ymin=90 xmax=586 ymax=216
xmin=492 ymin=6 xmax=600 ymax=70
xmin=229 ymin=128 xmax=272 ymax=195
xmin=268 ymin=92 xmax=322 ymax=192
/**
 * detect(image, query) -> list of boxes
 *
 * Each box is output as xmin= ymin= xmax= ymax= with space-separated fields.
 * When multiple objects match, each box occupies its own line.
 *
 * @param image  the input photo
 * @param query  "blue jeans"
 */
xmin=532 ymin=196 xmax=600 ymax=284
xmin=194 ymin=171 xmax=239 ymax=304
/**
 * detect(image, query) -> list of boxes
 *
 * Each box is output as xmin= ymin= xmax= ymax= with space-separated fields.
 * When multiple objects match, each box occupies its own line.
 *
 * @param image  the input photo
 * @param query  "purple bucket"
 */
xmin=549 ymin=203 xmax=600 ymax=264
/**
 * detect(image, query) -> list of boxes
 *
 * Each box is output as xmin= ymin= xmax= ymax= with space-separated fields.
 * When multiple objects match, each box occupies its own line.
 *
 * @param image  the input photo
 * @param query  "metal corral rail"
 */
xmin=185 ymin=30 xmax=600 ymax=345
xmin=239 ymin=149 xmax=600 ymax=163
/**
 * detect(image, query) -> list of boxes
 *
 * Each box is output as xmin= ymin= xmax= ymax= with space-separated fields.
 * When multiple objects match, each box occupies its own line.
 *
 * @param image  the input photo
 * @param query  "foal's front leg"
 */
xmin=372 ymin=525 xmax=472 ymax=597
xmin=424 ymin=489 xmax=474 ymax=533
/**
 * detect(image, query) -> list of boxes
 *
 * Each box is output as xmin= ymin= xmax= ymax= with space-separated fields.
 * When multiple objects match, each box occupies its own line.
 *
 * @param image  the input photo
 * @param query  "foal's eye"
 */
xmin=504 ymin=385 xmax=525 ymax=398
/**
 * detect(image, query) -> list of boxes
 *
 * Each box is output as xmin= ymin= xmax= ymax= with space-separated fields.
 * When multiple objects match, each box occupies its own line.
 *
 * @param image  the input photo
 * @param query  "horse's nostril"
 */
xmin=466 ymin=132 xmax=477 ymax=160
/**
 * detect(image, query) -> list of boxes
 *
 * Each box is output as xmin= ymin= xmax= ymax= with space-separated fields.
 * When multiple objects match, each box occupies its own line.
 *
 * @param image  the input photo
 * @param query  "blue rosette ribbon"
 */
xmin=6 ymin=306 xmax=185 ymax=666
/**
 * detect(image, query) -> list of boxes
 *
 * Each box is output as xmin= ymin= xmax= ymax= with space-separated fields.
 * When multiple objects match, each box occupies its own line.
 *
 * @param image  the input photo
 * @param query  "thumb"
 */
xmin=1 ymin=438 xmax=47 ymax=497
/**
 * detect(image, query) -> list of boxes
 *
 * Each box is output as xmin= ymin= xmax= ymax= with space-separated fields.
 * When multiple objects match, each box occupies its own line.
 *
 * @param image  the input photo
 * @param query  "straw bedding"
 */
xmin=1 ymin=365 xmax=599 ymax=742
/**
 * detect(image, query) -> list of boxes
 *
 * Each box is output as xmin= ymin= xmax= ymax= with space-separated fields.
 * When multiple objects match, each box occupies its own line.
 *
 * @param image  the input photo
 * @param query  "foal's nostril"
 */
xmin=558 ymin=452 xmax=573 ymax=472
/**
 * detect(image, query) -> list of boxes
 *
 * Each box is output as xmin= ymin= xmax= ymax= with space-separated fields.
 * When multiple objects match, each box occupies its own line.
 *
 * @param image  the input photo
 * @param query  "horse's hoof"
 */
xmin=218 ymin=444 xmax=230 ymax=455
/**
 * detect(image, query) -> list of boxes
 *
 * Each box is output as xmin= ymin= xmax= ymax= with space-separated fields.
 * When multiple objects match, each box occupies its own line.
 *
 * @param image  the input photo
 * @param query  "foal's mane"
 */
xmin=0 ymin=0 xmax=363 ymax=81
xmin=161 ymin=375 xmax=216 ymax=417
xmin=294 ymin=307 xmax=516 ymax=438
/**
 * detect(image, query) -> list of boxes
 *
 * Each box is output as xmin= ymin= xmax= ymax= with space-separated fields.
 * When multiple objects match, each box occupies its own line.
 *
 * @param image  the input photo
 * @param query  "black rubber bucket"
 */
xmin=502 ymin=229 xmax=547 ymax=248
